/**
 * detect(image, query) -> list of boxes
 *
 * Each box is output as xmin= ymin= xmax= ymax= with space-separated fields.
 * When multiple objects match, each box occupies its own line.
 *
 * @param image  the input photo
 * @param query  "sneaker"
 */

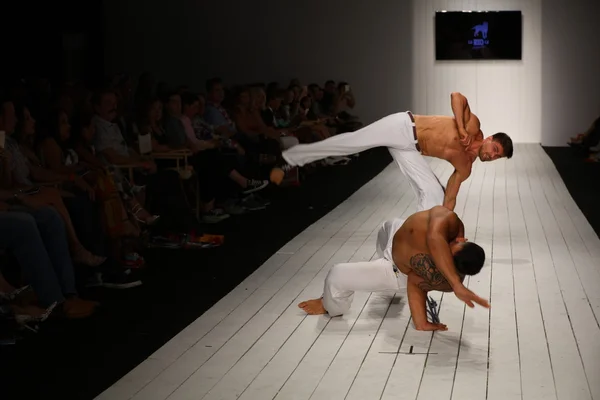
xmin=242 ymin=179 xmax=269 ymax=195
xmin=202 ymin=208 xmax=230 ymax=224
xmin=269 ymin=163 xmax=293 ymax=185
xmin=102 ymin=268 xmax=143 ymax=289
xmin=222 ymin=199 xmax=246 ymax=215
xmin=249 ymin=192 xmax=271 ymax=206
xmin=241 ymin=195 xmax=267 ymax=211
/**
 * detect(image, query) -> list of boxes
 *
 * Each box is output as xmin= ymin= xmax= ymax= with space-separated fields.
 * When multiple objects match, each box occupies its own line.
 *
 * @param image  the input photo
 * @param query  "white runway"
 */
xmin=97 ymin=144 xmax=600 ymax=400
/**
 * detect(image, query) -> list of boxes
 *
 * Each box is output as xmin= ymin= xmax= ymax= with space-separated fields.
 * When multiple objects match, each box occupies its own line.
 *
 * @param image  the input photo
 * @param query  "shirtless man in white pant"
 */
xmin=299 ymin=206 xmax=488 ymax=331
xmin=271 ymin=92 xmax=513 ymax=211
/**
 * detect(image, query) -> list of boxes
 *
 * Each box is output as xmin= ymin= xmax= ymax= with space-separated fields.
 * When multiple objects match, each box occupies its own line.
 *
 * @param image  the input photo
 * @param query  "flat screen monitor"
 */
xmin=435 ymin=10 xmax=522 ymax=60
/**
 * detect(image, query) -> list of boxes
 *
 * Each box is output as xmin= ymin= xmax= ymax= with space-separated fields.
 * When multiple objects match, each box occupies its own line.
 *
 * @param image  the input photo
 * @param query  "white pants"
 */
xmin=323 ymin=218 xmax=407 ymax=317
xmin=282 ymin=112 xmax=445 ymax=211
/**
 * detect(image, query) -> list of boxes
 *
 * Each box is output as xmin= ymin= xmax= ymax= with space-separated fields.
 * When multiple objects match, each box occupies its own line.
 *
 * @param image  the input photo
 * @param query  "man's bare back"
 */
xmin=391 ymin=208 xmax=464 ymax=293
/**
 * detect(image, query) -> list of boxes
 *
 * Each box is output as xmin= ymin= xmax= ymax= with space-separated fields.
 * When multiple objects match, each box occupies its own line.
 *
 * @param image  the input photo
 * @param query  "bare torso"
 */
xmin=390 ymin=210 xmax=435 ymax=275
xmin=414 ymin=114 xmax=480 ymax=171
xmin=390 ymin=208 xmax=464 ymax=290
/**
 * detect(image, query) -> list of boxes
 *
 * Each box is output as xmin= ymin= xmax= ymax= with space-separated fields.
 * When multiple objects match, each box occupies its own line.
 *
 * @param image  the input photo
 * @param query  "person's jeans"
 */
xmin=0 ymin=207 xmax=77 ymax=307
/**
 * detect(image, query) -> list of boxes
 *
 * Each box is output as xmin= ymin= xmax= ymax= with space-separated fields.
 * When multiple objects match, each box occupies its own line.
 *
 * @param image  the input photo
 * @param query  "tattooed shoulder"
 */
xmin=409 ymin=253 xmax=453 ymax=292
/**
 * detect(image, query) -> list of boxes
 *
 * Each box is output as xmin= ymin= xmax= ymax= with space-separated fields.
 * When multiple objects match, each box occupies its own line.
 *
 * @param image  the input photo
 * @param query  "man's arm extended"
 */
xmin=426 ymin=208 xmax=489 ymax=308
xmin=443 ymin=167 xmax=470 ymax=211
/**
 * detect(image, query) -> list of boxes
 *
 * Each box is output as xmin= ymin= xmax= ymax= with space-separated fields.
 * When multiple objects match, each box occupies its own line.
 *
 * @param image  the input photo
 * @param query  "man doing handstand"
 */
xmin=272 ymin=92 xmax=513 ymax=211
xmin=299 ymin=206 xmax=488 ymax=331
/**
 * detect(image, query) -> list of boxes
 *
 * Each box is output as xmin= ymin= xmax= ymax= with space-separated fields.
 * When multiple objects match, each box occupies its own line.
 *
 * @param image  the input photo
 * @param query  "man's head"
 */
xmin=450 ymin=241 xmax=485 ymax=276
xmin=479 ymin=132 xmax=513 ymax=162
xmin=181 ymin=92 xmax=199 ymax=118
xmin=308 ymin=84 xmax=323 ymax=101
xmin=267 ymin=89 xmax=285 ymax=111
xmin=164 ymin=92 xmax=182 ymax=117
xmin=92 ymin=89 xmax=118 ymax=122
xmin=206 ymin=77 xmax=225 ymax=104
xmin=324 ymin=80 xmax=336 ymax=94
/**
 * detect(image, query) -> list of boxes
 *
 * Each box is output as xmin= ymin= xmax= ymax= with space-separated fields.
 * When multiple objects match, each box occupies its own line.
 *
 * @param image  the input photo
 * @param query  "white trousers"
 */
xmin=323 ymin=218 xmax=407 ymax=317
xmin=282 ymin=112 xmax=445 ymax=211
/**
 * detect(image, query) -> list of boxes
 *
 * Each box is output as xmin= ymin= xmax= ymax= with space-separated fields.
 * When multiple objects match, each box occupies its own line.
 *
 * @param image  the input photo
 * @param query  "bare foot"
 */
xmin=415 ymin=322 xmax=448 ymax=332
xmin=298 ymin=298 xmax=327 ymax=315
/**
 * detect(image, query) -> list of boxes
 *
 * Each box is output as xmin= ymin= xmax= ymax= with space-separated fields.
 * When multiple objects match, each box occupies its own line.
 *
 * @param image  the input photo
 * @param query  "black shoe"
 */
xmin=102 ymin=268 xmax=143 ymax=289
xmin=242 ymin=179 xmax=269 ymax=195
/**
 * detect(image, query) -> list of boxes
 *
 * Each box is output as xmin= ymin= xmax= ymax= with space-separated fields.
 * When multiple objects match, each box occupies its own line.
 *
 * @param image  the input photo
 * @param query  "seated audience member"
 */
xmin=135 ymin=97 xmax=235 ymax=223
xmin=264 ymin=89 xmax=329 ymax=142
xmin=320 ymin=80 xmax=337 ymax=116
xmin=331 ymin=81 xmax=362 ymax=131
xmin=0 ymin=97 xmax=105 ymax=266
xmin=0 ymin=202 xmax=98 ymax=318
xmin=91 ymin=88 xmax=157 ymax=171
xmin=161 ymin=91 xmax=188 ymax=148
xmin=203 ymin=77 xmax=237 ymax=133
xmin=40 ymin=109 xmax=157 ymax=231
xmin=193 ymin=94 xmax=245 ymax=156
xmin=180 ymin=91 xmax=269 ymax=195
xmin=91 ymin=88 xmax=196 ymax=230
xmin=280 ymin=88 xmax=301 ymax=125
xmin=230 ymin=86 xmax=280 ymax=164
xmin=568 ymin=116 xmax=600 ymax=162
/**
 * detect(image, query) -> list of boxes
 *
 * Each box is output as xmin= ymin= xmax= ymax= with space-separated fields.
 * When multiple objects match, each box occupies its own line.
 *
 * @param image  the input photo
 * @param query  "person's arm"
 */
xmin=214 ymin=125 xmax=234 ymax=138
xmin=426 ymin=208 xmax=489 ymax=308
xmin=425 ymin=208 xmax=465 ymax=290
xmin=443 ymin=166 xmax=470 ymax=211
xmin=74 ymin=144 xmax=104 ymax=170
xmin=0 ymin=148 xmax=13 ymax=189
xmin=407 ymin=271 xmax=449 ymax=331
xmin=450 ymin=92 xmax=481 ymax=146
xmin=29 ymin=164 xmax=69 ymax=183
xmin=39 ymin=139 xmax=76 ymax=174
xmin=99 ymin=148 xmax=141 ymax=165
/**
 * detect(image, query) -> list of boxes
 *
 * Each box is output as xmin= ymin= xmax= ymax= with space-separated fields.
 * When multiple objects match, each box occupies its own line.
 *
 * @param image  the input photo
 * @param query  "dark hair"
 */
xmin=267 ymin=89 xmax=286 ymax=102
xmin=453 ymin=242 xmax=485 ymax=275
xmin=70 ymin=111 xmax=95 ymax=145
xmin=492 ymin=132 xmax=513 ymax=159
xmin=181 ymin=91 xmax=199 ymax=107
xmin=205 ymin=77 xmax=222 ymax=93
xmin=325 ymin=80 xmax=335 ymax=86
xmin=91 ymin=87 xmax=116 ymax=106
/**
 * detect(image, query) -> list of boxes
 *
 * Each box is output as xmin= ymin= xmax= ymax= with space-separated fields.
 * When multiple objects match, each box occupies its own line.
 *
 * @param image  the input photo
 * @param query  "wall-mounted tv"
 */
xmin=435 ymin=10 xmax=522 ymax=60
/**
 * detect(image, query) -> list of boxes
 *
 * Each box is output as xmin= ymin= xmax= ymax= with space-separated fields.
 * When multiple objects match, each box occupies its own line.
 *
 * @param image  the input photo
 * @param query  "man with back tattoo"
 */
xmin=298 ymin=206 xmax=488 ymax=331
xmin=271 ymin=92 xmax=513 ymax=212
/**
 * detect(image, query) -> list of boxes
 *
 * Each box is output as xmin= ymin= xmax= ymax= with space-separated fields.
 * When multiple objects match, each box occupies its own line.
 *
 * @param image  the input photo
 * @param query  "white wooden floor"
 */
xmin=96 ymin=144 xmax=600 ymax=400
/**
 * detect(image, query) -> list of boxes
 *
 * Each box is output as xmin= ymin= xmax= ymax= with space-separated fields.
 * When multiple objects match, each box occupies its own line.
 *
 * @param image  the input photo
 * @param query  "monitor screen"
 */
xmin=435 ymin=11 xmax=522 ymax=60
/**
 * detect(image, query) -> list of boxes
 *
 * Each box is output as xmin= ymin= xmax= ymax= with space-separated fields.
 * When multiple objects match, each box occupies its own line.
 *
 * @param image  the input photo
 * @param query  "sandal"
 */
xmin=131 ymin=203 xmax=160 ymax=225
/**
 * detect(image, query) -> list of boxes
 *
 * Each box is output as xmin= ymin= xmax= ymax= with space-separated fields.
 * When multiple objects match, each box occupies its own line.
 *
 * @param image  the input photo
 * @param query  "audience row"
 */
xmin=0 ymin=73 xmax=363 ymax=337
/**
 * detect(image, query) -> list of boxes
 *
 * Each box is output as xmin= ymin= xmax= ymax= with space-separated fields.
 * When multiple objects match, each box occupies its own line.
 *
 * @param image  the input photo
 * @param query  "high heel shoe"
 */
xmin=0 ymin=285 xmax=31 ymax=302
xmin=131 ymin=203 xmax=160 ymax=225
xmin=13 ymin=302 xmax=57 ymax=333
